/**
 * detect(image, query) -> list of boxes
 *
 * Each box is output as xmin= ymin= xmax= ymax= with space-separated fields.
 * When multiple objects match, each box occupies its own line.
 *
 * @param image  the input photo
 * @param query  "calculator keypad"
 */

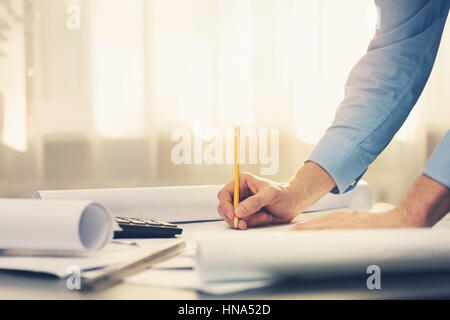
xmin=114 ymin=217 xmax=183 ymax=239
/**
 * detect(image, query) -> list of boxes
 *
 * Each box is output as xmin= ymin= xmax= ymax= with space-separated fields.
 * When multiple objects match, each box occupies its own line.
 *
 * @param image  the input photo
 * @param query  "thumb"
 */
xmin=234 ymin=186 xmax=277 ymax=219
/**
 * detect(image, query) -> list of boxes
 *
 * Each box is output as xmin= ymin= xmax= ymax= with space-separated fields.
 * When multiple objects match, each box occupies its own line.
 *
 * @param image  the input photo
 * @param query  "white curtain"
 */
xmin=0 ymin=0 xmax=446 ymax=205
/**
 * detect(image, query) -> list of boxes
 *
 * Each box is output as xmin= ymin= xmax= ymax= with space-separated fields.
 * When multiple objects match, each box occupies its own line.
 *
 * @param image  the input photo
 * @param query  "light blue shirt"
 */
xmin=307 ymin=0 xmax=450 ymax=193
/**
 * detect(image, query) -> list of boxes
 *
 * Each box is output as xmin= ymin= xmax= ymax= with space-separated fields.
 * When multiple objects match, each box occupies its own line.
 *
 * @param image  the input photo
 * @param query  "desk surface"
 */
xmin=3 ymin=269 xmax=450 ymax=300
xmin=2 ymin=203 xmax=450 ymax=300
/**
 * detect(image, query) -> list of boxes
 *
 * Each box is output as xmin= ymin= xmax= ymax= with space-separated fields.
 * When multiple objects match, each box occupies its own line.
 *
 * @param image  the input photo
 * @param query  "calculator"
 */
xmin=114 ymin=217 xmax=183 ymax=239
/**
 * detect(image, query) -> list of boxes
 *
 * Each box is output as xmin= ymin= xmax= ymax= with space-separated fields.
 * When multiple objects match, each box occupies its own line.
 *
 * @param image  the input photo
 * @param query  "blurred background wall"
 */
xmin=0 ymin=0 xmax=448 ymax=204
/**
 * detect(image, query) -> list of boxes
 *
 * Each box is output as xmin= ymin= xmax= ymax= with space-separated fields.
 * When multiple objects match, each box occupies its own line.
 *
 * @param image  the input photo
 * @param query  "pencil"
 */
xmin=234 ymin=127 xmax=240 ymax=229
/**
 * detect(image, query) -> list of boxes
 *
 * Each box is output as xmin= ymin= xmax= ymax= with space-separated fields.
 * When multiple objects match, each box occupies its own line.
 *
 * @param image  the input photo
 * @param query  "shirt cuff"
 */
xmin=307 ymin=132 xmax=368 ymax=194
xmin=423 ymin=130 xmax=450 ymax=189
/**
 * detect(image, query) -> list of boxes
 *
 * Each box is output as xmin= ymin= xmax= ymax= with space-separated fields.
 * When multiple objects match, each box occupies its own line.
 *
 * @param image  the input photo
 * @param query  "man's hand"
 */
xmin=217 ymin=162 xmax=336 ymax=230
xmin=291 ymin=174 xmax=450 ymax=231
xmin=217 ymin=173 xmax=299 ymax=230
xmin=290 ymin=209 xmax=413 ymax=231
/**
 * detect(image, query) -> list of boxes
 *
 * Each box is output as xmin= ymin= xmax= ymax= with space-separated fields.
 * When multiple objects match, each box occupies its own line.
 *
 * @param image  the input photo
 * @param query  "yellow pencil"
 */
xmin=233 ymin=127 xmax=240 ymax=229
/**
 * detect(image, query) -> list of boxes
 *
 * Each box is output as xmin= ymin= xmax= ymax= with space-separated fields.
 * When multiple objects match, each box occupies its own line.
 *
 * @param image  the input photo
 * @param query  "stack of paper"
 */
xmin=0 ymin=239 xmax=184 ymax=278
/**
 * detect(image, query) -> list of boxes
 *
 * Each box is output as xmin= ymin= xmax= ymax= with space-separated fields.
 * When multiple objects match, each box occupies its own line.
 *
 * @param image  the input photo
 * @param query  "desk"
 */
xmin=3 ymin=269 xmax=450 ymax=300
xmin=2 ymin=203 xmax=450 ymax=300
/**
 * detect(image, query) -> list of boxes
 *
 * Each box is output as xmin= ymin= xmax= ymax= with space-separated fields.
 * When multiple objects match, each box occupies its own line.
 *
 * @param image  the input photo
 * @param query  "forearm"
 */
xmin=286 ymin=162 xmax=336 ymax=214
xmin=396 ymin=175 xmax=450 ymax=227
xmin=308 ymin=1 xmax=449 ymax=194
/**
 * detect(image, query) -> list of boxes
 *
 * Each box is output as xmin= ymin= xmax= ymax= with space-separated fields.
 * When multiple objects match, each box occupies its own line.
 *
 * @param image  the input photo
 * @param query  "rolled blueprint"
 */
xmin=197 ymin=229 xmax=450 ymax=282
xmin=33 ymin=182 xmax=373 ymax=222
xmin=34 ymin=185 xmax=223 ymax=222
xmin=0 ymin=199 xmax=113 ymax=251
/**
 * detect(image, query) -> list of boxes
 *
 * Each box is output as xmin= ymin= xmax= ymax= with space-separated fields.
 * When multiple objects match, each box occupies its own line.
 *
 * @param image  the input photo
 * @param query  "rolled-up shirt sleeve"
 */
xmin=307 ymin=0 xmax=449 ymax=194
xmin=423 ymin=131 xmax=450 ymax=189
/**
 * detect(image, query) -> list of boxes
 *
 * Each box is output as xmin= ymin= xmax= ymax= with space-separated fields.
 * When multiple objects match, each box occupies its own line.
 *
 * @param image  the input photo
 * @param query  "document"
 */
xmin=197 ymin=228 xmax=450 ymax=283
xmin=33 ymin=181 xmax=373 ymax=222
xmin=0 ymin=199 xmax=113 ymax=251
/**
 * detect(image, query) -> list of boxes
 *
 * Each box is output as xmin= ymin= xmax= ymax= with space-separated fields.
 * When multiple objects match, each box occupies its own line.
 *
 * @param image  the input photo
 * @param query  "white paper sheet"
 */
xmin=123 ymin=204 xmax=391 ymax=275
xmin=125 ymin=268 xmax=272 ymax=295
xmin=121 ymin=217 xmax=321 ymax=294
xmin=0 ymin=199 xmax=113 ymax=251
xmin=197 ymin=228 xmax=450 ymax=282
xmin=33 ymin=182 xmax=373 ymax=222
xmin=127 ymin=205 xmax=396 ymax=294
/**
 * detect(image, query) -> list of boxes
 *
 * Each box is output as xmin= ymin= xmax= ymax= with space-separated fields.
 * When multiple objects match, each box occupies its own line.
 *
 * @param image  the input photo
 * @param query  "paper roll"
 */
xmin=33 ymin=182 xmax=374 ymax=222
xmin=0 ymin=199 xmax=113 ymax=251
xmin=34 ymin=185 xmax=223 ymax=222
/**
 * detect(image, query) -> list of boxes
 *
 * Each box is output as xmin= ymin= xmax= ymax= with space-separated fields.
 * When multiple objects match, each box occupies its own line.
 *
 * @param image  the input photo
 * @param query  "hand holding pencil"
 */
xmin=218 ymin=172 xmax=297 ymax=230
xmin=217 ymin=129 xmax=326 ymax=230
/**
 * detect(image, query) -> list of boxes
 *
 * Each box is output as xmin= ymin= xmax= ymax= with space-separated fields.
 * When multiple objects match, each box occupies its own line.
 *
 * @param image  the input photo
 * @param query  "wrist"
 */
xmin=387 ymin=205 xmax=426 ymax=228
xmin=393 ymin=175 xmax=450 ymax=227
xmin=286 ymin=161 xmax=336 ymax=214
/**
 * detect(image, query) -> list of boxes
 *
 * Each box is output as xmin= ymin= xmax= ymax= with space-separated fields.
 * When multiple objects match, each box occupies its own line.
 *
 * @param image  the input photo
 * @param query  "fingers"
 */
xmin=289 ymin=212 xmax=348 ymax=231
xmin=217 ymin=173 xmax=267 ymax=224
xmin=240 ymin=172 xmax=271 ymax=195
xmin=289 ymin=220 xmax=329 ymax=231
xmin=217 ymin=181 xmax=236 ymax=222
xmin=217 ymin=203 xmax=234 ymax=228
xmin=244 ymin=211 xmax=273 ymax=228
xmin=237 ymin=219 xmax=248 ymax=230
xmin=234 ymin=186 xmax=279 ymax=219
xmin=218 ymin=173 xmax=256 ymax=201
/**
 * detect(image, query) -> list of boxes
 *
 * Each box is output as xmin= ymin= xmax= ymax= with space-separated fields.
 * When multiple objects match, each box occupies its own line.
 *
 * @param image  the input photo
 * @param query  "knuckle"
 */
xmin=267 ymin=185 xmax=282 ymax=203
xmin=249 ymin=196 xmax=262 ymax=208
xmin=242 ymin=171 xmax=256 ymax=180
xmin=217 ymin=190 xmax=226 ymax=200
xmin=240 ymin=172 xmax=250 ymax=180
